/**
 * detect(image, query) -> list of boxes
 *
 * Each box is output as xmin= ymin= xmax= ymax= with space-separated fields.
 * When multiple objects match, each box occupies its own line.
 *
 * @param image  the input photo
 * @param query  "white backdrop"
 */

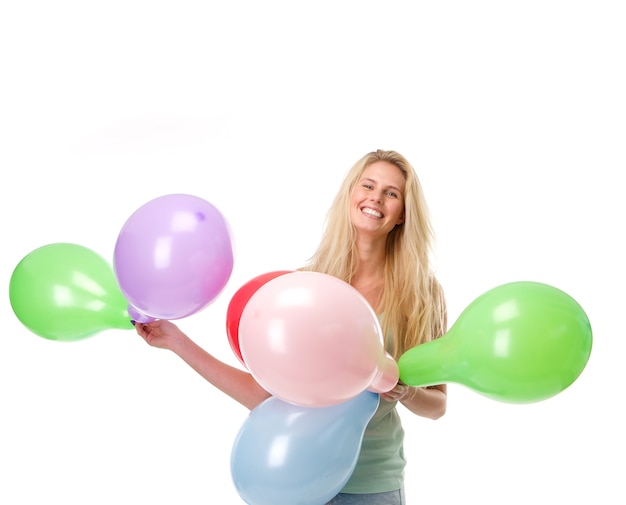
xmin=1 ymin=1 xmax=624 ymax=504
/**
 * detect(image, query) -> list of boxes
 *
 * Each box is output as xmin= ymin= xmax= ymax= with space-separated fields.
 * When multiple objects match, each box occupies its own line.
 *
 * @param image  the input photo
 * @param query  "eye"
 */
xmin=362 ymin=183 xmax=373 ymax=190
xmin=386 ymin=191 xmax=399 ymax=198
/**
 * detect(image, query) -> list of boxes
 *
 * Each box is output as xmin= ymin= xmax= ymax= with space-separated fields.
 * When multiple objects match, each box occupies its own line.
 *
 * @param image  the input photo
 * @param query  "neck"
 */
xmin=354 ymin=236 xmax=386 ymax=276
xmin=351 ymin=237 xmax=386 ymax=310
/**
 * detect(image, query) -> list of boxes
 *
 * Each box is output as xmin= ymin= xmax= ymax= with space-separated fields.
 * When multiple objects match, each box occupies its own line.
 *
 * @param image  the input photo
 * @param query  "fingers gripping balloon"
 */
xmin=398 ymin=281 xmax=593 ymax=403
xmin=114 ymin=194 xmax=234 ymax=321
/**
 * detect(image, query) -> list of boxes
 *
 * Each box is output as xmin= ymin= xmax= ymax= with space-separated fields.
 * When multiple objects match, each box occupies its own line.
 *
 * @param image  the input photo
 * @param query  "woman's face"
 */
xmin=350 ymin=161 xmax=406 ymax=239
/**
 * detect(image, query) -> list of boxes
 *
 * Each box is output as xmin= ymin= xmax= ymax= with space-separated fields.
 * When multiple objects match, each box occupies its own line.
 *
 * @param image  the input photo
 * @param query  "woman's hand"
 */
xmin=380 ymin=382 xmax=411 ymax=403
xmin=135 ymin=319 xmax=185 ymax=350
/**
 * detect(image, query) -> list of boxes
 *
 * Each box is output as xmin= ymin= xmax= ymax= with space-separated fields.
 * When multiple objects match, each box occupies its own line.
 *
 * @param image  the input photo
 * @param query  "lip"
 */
xmin=360 ymin=206 xmax=384 ymax=219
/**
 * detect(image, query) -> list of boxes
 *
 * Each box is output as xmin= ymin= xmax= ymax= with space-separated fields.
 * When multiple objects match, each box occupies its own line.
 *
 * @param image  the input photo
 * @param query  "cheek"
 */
xmin=351 ymin=189 xmax=365 ymax=203
xmin=390 ymin=203 xmax=405 ymax=223
xmin=349 ymin=193 xmax=358 ymax=209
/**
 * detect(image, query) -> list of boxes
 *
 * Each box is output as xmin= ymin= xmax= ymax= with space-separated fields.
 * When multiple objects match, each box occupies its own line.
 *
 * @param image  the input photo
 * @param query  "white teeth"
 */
xmin=362 ymin=208 xmax=383 ymax=218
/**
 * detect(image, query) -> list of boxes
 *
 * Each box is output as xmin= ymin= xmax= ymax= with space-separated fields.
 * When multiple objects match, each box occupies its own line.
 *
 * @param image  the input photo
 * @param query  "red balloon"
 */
xmin=226 ymin=270 xmax=292 ymax=366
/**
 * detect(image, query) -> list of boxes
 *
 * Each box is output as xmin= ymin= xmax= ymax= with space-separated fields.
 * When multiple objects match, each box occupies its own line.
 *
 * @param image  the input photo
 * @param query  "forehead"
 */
xmin=360 ymin=161 xmax=406 ymax=190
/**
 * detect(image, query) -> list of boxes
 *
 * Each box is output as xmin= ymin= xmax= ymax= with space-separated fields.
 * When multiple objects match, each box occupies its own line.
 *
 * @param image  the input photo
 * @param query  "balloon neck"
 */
xmin=127 ymin=304 xmax=155 ymax=324
xmin=398 ymin=331 xmax=458 ymax=387
xmin=367 ymin=352 xmax=399 ymax=393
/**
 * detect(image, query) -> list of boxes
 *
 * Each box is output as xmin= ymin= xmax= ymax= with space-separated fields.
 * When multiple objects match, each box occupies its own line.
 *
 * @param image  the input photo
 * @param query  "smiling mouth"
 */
xmin=361 ymin=207 xmax=383 ymax=219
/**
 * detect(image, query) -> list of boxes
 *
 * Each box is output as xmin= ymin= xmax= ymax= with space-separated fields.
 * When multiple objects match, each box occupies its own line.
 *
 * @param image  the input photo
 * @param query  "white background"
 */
xmin=1 ymin=1 xmax=624 ymax=503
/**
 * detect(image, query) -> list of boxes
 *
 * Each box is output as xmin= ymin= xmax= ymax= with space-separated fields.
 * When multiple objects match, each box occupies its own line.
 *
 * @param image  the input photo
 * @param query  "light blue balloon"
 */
xmin=231 ymin=391 xmax=380 ymax=505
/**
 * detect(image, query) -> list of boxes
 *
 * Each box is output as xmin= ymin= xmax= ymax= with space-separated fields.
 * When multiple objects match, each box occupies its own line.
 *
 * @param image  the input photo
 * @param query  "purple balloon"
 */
xmin=127 ymin=304 xmax=156 ymax=324
xmin=114 ymin=194 xmax=234 ymax=320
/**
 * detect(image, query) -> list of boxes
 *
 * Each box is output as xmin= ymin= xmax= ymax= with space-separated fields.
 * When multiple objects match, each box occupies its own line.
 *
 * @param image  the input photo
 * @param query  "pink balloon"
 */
xmin=114 ymin=194 xmax=234 ymax=320
xmin=369 ymin=351 xmax=400 ymax=394
xmin=239 ymin=271 xmax=398 ymax=407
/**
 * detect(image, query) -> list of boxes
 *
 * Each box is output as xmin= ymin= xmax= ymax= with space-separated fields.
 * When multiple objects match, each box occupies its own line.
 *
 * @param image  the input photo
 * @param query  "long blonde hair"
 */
xmin=301 ymin=149 xmax=447 ymax=359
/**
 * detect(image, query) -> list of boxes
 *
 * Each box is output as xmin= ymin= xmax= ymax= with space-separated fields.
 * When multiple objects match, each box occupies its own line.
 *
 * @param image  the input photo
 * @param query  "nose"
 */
xmin=370 ymin=192 xmax=383 ymax=203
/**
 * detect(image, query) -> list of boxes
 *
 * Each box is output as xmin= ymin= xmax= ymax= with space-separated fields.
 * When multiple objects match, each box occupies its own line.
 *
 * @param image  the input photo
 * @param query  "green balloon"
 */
xmin=398 ymin=281 xmax=592 ymax=403
xmin=9 ymin=243 xmax=134 ymax=341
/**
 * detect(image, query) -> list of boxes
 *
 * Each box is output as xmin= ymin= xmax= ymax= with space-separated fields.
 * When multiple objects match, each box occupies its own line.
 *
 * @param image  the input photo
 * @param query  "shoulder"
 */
xmin=428 ymin=274 xmax=445 ymax=299
xmin=428 ymin=274 xmax=448 ymax=336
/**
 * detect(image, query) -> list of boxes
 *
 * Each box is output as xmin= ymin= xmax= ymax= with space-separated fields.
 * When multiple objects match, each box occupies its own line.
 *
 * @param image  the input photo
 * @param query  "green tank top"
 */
xmin=340 ymin=314 xmax=405 ymax=493
xmin=339 ymin=397 xmax=405 ymax=493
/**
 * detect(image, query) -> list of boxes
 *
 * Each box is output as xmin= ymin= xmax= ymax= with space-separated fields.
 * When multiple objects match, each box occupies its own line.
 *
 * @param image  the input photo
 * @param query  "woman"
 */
xmin=135 ymin=149 xmax=447 ymax=504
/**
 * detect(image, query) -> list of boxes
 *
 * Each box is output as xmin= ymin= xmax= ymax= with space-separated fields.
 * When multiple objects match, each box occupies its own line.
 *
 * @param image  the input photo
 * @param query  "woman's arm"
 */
xmin=136 ymin=320 xmax=271 ymax=410
xmin=381 ymin=383 xmax=447 ymax=420
xmin=390 ymin=275 xmax=447 ymax=419
xmin=400 ymin=384 xmax=447 ymax=419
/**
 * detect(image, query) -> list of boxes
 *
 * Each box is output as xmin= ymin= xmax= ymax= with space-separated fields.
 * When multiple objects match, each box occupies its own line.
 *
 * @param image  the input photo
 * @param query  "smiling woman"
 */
xmin=134 ymin=149 xmax=448 ymax=504
xmin=298 ymin=149 xmax=449 ymax=504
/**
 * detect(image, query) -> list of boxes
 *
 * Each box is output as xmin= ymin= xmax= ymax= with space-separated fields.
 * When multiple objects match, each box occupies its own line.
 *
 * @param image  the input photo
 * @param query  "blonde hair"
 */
xmin=301 ymin=149 xmax=447 ymax=359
